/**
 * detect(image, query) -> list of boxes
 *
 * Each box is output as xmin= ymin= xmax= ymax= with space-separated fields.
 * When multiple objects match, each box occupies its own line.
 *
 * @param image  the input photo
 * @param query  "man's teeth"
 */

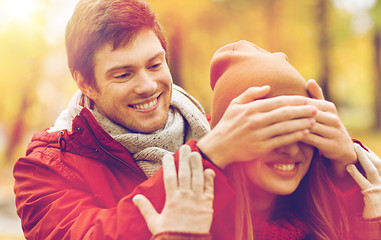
xmin=273 ymin=163 xmax=296 ymax=171
xmin=133 ymin=98 xmax=157 ymax=110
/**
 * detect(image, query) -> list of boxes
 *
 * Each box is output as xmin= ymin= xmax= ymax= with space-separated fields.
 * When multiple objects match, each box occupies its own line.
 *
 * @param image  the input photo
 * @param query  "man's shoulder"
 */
xmin=16 ymin=128 xmax=98 ymax=186
xmin=25 ymin=129 xmax=61 ymax=155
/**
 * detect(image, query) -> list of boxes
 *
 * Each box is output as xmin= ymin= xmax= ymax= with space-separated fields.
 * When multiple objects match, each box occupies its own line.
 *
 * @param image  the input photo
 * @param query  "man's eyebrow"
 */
xmin=105 ymin=50 xmax=166 ymax=76
xmin=105 ymin=65 xmax=132 ymax=77
xmin=148 ymin=50 xmax=166 ymax=62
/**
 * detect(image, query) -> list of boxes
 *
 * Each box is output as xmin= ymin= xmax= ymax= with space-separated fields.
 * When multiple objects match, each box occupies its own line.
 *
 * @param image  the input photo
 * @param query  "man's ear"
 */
xmin=74 ymin=71 xmax=98 ymax=100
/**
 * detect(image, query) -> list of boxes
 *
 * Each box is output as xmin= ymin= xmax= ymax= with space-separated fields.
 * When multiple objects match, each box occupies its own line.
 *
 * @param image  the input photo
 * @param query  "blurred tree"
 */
xmin=0 ymin=1 xmax=47 ymax=163
xmin=5 ymin=88 xmax=33 ymax=161
xmin=0 ymin=30 xmax=46 ymax=162
xmin=263 ymin=0 xmax=282 ymax=51
xmin=150 ymin=0 xmax=215 ymax=90
xmin=167 ymin=18 xmax=184 ymax=87
xmin=372 ymin=0 xmax=381 ymax=130
xmin=0 ymin=0 xmax=379 ymax=164
xmin=315 ymin=0 xmax=332 ymax=101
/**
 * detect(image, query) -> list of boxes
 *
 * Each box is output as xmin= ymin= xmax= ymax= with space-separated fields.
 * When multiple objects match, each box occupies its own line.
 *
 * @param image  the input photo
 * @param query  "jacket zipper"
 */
xmin=78 ymin=113 xmax=146 ymax=180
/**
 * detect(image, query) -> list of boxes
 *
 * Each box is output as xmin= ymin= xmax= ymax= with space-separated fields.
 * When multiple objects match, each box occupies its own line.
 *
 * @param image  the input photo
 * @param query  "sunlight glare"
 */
xmin=0 ymin=0 xmax=45 ymax=29
xmin=333 ymin=0 xmax=376 ymax=14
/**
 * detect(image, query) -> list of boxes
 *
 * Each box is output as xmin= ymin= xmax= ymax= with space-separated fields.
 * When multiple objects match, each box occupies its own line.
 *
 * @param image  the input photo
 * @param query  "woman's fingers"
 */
xmin=351 ymin=144 xmax=381 ymax=219
xmin=132 ymin=194 xmax=159 ymax=228
xmin=347 ymin=164 xmax=371 ymax=190
xmin=355 ymin=144 xmax=381 ymax=184
xmin=203 ymin=169 xmax=215 ymax=199
xmin=360 ymin=146 xmax=381 ymax=176
xmin=176 ymin=145 xmax=212 ymax=195
xmin=189 ymin=152 xmax=204 ymax=194
xmin=162 ymin=153 xmax=177 ymax=195
xmin=178 ymin=145 xmax=192 ymax=190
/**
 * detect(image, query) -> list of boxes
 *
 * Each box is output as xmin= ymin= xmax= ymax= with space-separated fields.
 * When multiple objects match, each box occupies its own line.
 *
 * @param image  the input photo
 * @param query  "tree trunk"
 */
xmin=315 ymin=0 xmax=332 ymax=101
xmin=168 ymin=21 xmax=184 ymax=88
xmin=264 ymin=0 xmax=281 ymax=51
xmin=5 ymin=90 xmax=32 ymax=162
xmin=374 ymin=28 xmax=381 ymax=130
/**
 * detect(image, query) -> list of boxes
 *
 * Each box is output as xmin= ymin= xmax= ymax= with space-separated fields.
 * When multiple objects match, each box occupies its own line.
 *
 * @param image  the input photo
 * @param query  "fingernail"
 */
xmin=346 ymin=164 xmax=355 ymax=173
xmin=302 ymin=129 xmax=310 ymax=136
xmin=206 ymin=168 xmax=216 ymax=178
xmin=309 ymin=118 xmax=315 ymax=126
xmin=132 ymin=195 xmax=138 ymax=204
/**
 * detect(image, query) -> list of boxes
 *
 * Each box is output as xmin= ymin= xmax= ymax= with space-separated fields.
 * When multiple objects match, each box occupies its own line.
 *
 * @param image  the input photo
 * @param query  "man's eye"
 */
xmin=149 ymin=62 xmax=161 ymax=69
xmin=115 ymin=73 xmax=131 ymax=79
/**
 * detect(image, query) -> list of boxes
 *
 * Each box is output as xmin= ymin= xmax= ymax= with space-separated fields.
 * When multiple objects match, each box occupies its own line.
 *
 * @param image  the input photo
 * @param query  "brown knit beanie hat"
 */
xmin=210 ymin=40 xmax=308 ymax=128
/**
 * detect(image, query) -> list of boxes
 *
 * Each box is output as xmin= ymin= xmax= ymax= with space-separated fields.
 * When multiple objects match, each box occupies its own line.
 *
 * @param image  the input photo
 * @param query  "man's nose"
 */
xmin=134 ymin=70 xmax=157 ymax=95
xmin=275 ymin=142 xmax=300 ymax=157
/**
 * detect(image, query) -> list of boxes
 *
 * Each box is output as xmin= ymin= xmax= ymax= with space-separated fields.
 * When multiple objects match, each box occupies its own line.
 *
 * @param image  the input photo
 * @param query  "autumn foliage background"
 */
xmin=1 ymin=0 xmax=381 ymax=164
xmin=0 ymin=0 xmax=381 ymax=238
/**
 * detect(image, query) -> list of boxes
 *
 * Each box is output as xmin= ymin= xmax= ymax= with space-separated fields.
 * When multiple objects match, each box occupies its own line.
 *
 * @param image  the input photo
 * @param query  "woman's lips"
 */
xmin=267 ymin=162 xmax=300 ymax=178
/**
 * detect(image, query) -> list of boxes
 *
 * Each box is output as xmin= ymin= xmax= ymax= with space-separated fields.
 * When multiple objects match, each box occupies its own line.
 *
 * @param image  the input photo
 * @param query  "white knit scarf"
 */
xmin=48 ymin=85 xmax=211 ymax=177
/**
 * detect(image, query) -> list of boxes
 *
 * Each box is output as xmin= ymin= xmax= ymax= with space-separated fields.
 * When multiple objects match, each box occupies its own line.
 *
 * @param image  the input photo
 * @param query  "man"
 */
xmin=13 ymin=1 xmax=355 ymax=239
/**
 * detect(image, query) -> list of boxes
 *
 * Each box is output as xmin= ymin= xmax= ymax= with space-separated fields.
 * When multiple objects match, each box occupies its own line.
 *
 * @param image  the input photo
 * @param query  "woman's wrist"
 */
xmin=352 ymin=216 xmax=381 ymax=240
xmin=151 ymin=232 xmax=212 ymax=240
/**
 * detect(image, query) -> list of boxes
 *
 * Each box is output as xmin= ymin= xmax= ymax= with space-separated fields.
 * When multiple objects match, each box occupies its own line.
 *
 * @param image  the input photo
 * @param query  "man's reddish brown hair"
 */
xmin=65 ymin=0 xmax=167 ymax=87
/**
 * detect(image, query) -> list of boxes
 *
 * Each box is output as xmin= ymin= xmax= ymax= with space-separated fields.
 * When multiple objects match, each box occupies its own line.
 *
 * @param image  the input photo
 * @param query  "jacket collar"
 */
xmin=28 ymin=108 xmax=147 ymax=180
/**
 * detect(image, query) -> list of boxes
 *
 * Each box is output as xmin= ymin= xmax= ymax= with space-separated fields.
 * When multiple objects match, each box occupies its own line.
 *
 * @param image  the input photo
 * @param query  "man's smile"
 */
xmin=130 ymin=97 xmax=158 ymax=110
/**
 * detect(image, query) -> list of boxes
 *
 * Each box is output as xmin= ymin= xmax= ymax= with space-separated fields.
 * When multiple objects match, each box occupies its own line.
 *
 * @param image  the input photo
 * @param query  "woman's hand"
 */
xmin=133 ymin=145 xmax=215 ymax=235
xmin=302 ymin=79 xmax=357 ymax=177
xmin=347 ymin=144 xmax=381 ymax=219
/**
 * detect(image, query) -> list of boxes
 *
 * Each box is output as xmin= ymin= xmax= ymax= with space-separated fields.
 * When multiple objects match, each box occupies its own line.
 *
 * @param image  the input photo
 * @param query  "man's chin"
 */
xmin=125 ymin=118 xmax=168 ymax=134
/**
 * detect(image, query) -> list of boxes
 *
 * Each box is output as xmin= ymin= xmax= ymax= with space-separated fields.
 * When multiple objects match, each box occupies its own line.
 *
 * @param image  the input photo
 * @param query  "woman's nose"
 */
xmin=275 ymin=142 xmax=300 ymax=157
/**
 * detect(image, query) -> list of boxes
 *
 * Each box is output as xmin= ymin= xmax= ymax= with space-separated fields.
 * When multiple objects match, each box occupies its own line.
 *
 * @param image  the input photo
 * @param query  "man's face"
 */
xmin=86 ymin=29 xmax=172 ymax=133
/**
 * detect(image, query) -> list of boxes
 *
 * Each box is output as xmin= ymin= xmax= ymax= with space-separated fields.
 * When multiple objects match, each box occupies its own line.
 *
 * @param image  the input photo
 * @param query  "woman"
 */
xmin=134 ymin=40 xmax=381 ymax=240
xmin=209 ymin=40 xmax=350 ymax=240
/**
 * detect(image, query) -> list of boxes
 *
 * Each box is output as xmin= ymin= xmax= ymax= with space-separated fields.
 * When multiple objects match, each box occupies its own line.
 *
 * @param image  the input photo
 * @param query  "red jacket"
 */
xmin=14 ymin=107 xmax=369 ymax=240
xmin=14 ymin=108 xmax=234 ymax=239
